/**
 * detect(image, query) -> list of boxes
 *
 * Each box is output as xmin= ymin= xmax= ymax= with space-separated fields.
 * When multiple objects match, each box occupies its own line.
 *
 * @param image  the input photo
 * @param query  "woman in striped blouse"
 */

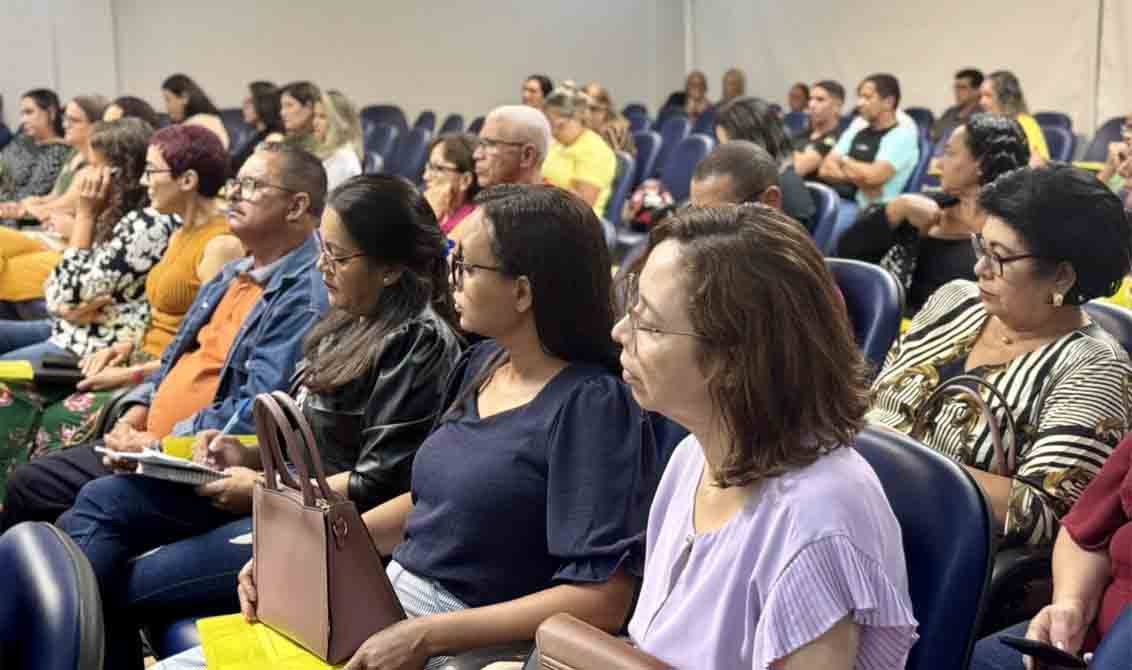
xmin=870 ymin=164 xmax=1132 ymax=548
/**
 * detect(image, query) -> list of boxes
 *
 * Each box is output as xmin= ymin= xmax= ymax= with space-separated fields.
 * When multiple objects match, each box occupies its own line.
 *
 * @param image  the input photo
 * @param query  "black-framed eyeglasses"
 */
xmin=225 ymin=176 xmax=301 ymax=202
xmin=450 ymin=246 xmax=509 ymax=291
xmin=970 ymin=233 xmax=1036 ymax=278
xmin=623 ymin=273 xmax=708 ymax=351
xmin=477 ymin=136 xmax=527 ymax=153
xmin=315 ymin=231 xmax=366 ymax=273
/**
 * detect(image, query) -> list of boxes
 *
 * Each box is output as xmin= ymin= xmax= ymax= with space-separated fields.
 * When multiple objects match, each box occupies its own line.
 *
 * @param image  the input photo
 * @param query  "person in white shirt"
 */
xmin=312 ymin=90 xmax=364 ymax=191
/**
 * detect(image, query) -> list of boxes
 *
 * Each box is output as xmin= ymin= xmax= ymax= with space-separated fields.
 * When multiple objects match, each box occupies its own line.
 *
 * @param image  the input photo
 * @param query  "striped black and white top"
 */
xmin=869 ymin=280 xmax=1132 ymax=547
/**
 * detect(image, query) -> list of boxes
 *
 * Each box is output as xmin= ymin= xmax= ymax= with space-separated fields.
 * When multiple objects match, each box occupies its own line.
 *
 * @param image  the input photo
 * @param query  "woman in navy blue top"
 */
xmin=226 ymin=184 xmax=670 ymax=670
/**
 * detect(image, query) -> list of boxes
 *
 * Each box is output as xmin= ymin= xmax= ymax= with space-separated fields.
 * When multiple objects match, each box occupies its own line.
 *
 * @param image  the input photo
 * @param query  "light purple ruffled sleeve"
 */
xmin=752 ymin=534 xmax=919 ymax=669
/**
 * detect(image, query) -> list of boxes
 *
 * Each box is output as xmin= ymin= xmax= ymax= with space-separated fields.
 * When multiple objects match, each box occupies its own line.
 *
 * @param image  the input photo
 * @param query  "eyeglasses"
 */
xmin=970 ymin=233 xmax=1036 ymax=278
xmin=477 ymin=137 xmax=527 ymax=153
xmin=316 ymin=232 xmax=366 ymax=273
xmin=225 ymin=176 xmax=300 ymax=202
xmin=425 ymin=161 xmax=464 ymax=175
xmin=143 ymin=167 xmax=174 ymax=179
xmin=450 ymin=246 xmax=508 ymax=291
xmin=622 ymin=273 xmax=707 ymax=352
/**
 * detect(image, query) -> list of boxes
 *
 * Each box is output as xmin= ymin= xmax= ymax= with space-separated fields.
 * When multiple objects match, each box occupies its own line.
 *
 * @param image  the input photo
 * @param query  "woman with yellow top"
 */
xmin=980 ymin=70 xmax=1049 ymax=165
xmin=541 ymin=88 xmax=618 ymax=216
xmin=0 ymin=124 xmax=242 ymax=476
xmin=0 ymin=95 xmax=109 ymax=313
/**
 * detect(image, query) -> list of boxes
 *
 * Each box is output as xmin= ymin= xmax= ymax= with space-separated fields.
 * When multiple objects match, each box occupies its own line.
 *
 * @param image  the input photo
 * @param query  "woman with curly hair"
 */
xmin=835 ymin=113 xmax=1031 ymax=314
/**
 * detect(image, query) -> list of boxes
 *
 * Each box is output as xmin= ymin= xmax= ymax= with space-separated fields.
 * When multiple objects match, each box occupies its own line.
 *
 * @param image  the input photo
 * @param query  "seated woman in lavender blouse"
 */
xmin=612 ymin=205 xmax=919 ymax=669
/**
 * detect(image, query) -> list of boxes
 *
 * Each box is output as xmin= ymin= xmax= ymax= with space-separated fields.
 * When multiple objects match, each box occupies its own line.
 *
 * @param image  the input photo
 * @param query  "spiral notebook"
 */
xmin=93 ymin=446 xmax=229 ymax=485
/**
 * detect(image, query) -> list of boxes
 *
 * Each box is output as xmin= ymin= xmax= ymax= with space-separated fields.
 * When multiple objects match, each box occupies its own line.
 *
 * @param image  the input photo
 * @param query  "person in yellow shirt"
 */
xmin=541 ymin=88 xmax=617 ymax=216
xmin=979 ymin=70 xmax=1049 ymax=164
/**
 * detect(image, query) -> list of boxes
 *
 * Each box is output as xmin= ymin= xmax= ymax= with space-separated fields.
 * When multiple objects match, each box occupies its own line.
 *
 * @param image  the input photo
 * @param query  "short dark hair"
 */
xmin=249 ymin=81 xmax=283 ymax=134
xmin=255 ymin=142 xmax=328 ymax=217
xmin=475 ymin=184 xmax=618 ymax=371
xmin=303 ymin=174 xmax=457 ymax=392
xmin=812 ymin=80 xmax=845 ymax=102
xmin=979 ymin=164 xmax=1132 ymax=304
xmin=956 ymin=68 xmax=985 ymax=88
xmin=790 ymin=82 xmax=810 ymax=97
xmin=644 ymin=205 xmax=869 ymax=488
xmin=427 ymin=133 xmax=481 ymax=202
xmin=150 ymin=124 xmax=229 ymax=197
xmin=693 ymin=140 xmax=779 ymax=204
xmin=714 ymin=96 xmax=793 ymax=162
xmin=161 ymin=73 xmax=220 ymax=118
xmin=963 ymin=113 xmax=1030 ymax=186
xmin=527 ymin=74 xmax=553 ymax=97
xmin=22 ymin=88 xmax=63 ymax=136
xmin=862 ymin=73 xmax=902 ymax=109
xmin=279 ymin=81 xmax=322 ymax=108
xmin=110 ymin=96 xmax=161 ymax=129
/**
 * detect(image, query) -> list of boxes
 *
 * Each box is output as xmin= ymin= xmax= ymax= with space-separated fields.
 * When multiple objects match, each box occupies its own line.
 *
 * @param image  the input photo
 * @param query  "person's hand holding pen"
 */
xmin=190 ymin=399 xmax=258 ymax=469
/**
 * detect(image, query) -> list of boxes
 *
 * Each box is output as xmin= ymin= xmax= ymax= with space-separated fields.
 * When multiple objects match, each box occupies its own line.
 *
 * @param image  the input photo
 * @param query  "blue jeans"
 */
xmin=968 ymin=621 xmax=1029 ymax=670
xmin=57 ymin=475 xmax=251 ymax=670
xmin=0 ymin=318 xmax=58 ymax=359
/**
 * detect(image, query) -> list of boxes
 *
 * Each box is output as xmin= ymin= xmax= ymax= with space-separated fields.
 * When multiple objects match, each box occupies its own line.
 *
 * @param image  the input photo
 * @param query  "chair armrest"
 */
xmin=990 ymin=545 xmax=1053 ymax=590
xmin=91 ymin=385 xmax=138 ymax=439
xmin=438 ymin=641 xmax=533 ymax=670
xmin=980 ymin=545 xmax=1054 ymax=636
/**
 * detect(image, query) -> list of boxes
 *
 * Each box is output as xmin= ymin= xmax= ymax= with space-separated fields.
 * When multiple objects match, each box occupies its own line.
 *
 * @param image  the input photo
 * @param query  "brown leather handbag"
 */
xmin=909 ymin=374 xmax=1020 ymax=475
xmin=252 ymin=391 xmax=405 ymax=664
xmin=536 ymin=613 xmax=671 ymax=670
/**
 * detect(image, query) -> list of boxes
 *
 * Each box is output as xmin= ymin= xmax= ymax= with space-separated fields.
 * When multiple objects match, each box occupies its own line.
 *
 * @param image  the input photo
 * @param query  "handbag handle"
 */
xmin=910 ymin=374 xmax=1018 ymax=476
xmin=254 ymin=393 xmax=303 ymax=494
xmin=268 ymin=391 xmax=337 ymax=503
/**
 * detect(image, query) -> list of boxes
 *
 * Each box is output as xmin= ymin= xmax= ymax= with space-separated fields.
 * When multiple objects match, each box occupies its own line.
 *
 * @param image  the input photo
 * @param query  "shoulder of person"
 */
xmin=766 ymin=447 xmax=892 ymax=535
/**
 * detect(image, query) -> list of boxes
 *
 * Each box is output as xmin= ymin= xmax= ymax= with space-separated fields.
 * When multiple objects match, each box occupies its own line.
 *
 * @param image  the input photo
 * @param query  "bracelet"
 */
xmin=131 ymin=367 xmax=145 ymax=385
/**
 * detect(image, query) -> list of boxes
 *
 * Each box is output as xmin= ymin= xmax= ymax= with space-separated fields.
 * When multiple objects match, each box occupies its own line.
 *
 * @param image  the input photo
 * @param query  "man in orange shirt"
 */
xmin=2 ymin=143 xmax=330 ymax=528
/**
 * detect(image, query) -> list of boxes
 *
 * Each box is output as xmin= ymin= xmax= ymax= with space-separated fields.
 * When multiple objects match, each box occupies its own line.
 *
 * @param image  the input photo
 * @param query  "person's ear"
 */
xmin=758 ymin=185 xmax=783 ymax=212
xmin=1052 ymin=262 xmax=1078 ymax=299
xmin=179 ymin=169 xmax=200 ymax=194
xmin=520 ymin=144 xmax=537 ymax=169
xmin=513 ymin=275 xmax=533 ymax=314
xmin=456 ymin=171 xmax=473 ymax=194
xmin=286 ymin=192 xmax=312 ymax=223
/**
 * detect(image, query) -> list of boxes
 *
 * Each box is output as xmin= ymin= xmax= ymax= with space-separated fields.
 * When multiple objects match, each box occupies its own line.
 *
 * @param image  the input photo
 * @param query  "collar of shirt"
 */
xmin=235 ymin=254 xmax=286 ymax=285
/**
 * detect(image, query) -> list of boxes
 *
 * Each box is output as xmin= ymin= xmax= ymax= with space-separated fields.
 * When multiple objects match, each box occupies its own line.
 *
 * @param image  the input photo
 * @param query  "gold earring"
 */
xmin=1052 ymin=292 xmax=1064 ymax=307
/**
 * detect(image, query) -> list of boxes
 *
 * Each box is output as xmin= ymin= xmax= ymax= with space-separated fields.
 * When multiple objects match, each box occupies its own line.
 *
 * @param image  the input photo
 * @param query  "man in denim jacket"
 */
xmin=1 ymin=143 xmax=330 ymax=529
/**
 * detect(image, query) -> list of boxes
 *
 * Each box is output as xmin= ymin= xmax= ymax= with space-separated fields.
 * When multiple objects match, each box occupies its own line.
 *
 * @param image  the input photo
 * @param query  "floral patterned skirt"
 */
xmin=0 ymin=381 xmax=115 ymax=501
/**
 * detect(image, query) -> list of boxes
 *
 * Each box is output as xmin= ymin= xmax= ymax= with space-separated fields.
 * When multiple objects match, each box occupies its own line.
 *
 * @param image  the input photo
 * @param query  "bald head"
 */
xmin=474 ymin=105 xmax=552 ymax=187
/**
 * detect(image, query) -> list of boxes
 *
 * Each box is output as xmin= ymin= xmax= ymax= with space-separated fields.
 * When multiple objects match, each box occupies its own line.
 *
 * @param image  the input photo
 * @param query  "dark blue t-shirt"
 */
xmin=393 ymin=341 xmax=678 ymax=608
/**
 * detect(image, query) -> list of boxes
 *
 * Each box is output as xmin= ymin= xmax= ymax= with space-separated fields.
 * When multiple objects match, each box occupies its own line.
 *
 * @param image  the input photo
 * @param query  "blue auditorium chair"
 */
xmin=853 ymin=427 xmax=994 ymax=670
xmin=1084 ymin=300 xmax=1132 ymax=356
xmin=413 ymin=110 xmax=436 ymax=132
xmin=363 ymin=123 xmax=399 ymax=168
xmin=389 ymin=127 xmax=433 ymax=184
xmin=690 ymin=107 xmax=716 ymax=137
xmin=217 ymin=108 xmax=251 ymax=151
xmin=652 ymin=117 xmax=691 ymax=179
xmin=438 ymin=113 xmax=464 ymax=134
xmin=651 ymin=105 xmax=685 ymax=132
xmin=902 ymin=135 xmax=934 ymax=193
xmin=658 ymin=134 xmax=713 ymax=203
xmin=782 ymin=111 xmax=808 ymax=135
xmin=360 ymin=104 xmax=408 ymax=136
xmin=631 ymin=130 xmax=662 ymax=188
xmin=364 ymin=152 xmax=384 ymax=175
xmin=622 ymin=103 xmax=648 ymax=120
xmin=603 ymin=151 xmax=636 ymax=228
xmin=467 ymin=116 xmax=485 ymax=136
xmin=1033 ymin=111 xmax=1072 ymax=131
xmin=0 ymin=522 xmax=104 ymax=669
xmin=627 ymin=115 xmax=649 ymax=133
xmin=904 ymin=106 xmax=935 ymax=135
xmin=1041 ymin=125 xmax=1076 ymax=162
xmin=826 ymin=258 xmax=902 ymax=369
xmin=806 ymin=181 xmax=841 ymax=254
xmin=1084 ymin=116 xmax=1125 ymax=162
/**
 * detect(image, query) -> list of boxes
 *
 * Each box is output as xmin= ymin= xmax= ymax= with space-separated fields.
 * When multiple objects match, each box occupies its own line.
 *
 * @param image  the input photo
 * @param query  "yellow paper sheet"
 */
xmin=161 ymin=435 xmax=258 ymax=460
xmin=197 ymin=614 xmax=345 ymax=670
xmin=0 ymin=361 xmax=34 ymax=382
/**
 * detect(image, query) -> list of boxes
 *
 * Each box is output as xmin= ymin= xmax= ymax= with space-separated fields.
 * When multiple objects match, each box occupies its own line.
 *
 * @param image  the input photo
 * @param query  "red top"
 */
xmin=1061 ymin=432 xmax=1132 ymax=645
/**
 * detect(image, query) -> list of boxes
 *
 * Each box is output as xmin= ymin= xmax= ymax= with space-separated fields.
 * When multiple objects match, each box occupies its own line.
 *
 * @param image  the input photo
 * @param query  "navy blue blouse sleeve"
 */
xmin=545 ymin=374 xmax=650 ymax=585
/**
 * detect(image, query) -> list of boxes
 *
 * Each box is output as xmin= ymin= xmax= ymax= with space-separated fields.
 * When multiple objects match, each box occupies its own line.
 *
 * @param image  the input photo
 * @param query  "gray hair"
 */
xmin=487 ymin=104 xmax=551 ymax=165
xmin=544 ymin=88 xmax=586 ymax=118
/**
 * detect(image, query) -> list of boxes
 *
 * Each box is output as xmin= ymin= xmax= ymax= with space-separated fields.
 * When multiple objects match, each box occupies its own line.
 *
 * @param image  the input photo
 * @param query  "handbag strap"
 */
xmin=253 ymin=393 xmax=306 ymax=499
xmin=269 ymin=390 xmax=337 ymax=503
xmin=910 ymin=374 xmax=1018 ymax=476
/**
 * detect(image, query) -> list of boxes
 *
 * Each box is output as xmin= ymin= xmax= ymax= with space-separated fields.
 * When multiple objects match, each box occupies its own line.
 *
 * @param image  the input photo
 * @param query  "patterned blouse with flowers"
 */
xmin=44 ymin=207 xmax=178 ymax=357
xmin=869 ymin=280 xmax=1132 ymax=548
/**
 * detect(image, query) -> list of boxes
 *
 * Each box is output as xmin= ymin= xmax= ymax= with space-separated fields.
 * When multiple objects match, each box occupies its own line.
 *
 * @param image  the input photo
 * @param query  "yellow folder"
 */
xmin=197 ymin=613 xmax=345 ymax=670
xmin=0 ymin=361 xmax=34 ymax=382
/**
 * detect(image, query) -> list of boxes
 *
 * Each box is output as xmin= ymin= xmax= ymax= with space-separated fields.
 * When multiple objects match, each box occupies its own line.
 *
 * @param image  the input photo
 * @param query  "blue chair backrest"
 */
xmin=360 ymin=105 xmax=407 ymax=135
xmin=622 ymin=103 xmax=648 ymax=119
xmin=902 ymin=135 xmax=933 ymax=193
xmin=659 ymin=134 xmax=713 ymax=202
xmin=690 ymin=107 xmax=716 ymax=137
xmin=364 ymin=123 xmax=399 ymax=164
xmin=438 ymin=113 xmax=464 ymax=134
xmin=783 ymin=111 xmax=809 ymax=135
xmin=806 ymin=181 xmax=840 ymax=253
xmin=631 ymin=130 xmax=662 ymax=188
xmin=826 ymin=258 xmax=902 ymax=368
xmin=1092 ymin=605 xmax=1132 ymax=666
xmin=838 ymin=112 xmax=855 ymax=133
xmin=604 ymin=151 xmax=636 ymax=226
xmin=390 ymin=127 xmax=433 ymax=183
xmin=654 ymin=116 xmax=691 ymax=178
xmin=364 ymin=152 xmax=383 ymax=175
xmin=905 ymin=106 xmax=935 ymax=135
xmin=413 ymin=110 xmax=436 ymax=132
xmin=1034 ymin=111 xmax=1072 ymax=131
xmin=852 ymin=428 xmax=994 ymax=670
xmin=652 ymin=105 xmax=685 ymax=132
xmin=467 ymin=116 xmax=485 ymax=136
xmin=1085 ymin=116 xmax=1125 ymax=162
xmin=0 ymin=522 xmax=104 ymax=669
xmin=628 ymin=115 xmax=650 ymax=133
xmin=217 ymin=108 xmax=251 ymax=151
xmin=1084 ymin=301 xmax=1132 ymax=356
xmin=1042 ymin=125 xmax=1076 ymax=162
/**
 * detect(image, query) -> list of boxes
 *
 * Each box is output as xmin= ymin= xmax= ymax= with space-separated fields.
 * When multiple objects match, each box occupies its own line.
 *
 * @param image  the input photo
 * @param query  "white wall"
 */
xmin=690 ymin=0 xmax=1103 ymax=132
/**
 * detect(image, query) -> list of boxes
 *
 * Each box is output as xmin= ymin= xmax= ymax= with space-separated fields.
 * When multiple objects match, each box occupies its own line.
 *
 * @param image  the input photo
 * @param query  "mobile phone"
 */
xmin=998 ymin=635 xmax=1086 ymax=668
xmin=40 ymin=353 xmax=79 ymax=370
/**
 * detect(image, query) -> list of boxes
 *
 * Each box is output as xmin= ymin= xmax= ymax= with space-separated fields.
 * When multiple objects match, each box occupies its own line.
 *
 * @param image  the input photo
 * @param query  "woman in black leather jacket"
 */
xmin=50 ymin=174 xmax=463 ymax=670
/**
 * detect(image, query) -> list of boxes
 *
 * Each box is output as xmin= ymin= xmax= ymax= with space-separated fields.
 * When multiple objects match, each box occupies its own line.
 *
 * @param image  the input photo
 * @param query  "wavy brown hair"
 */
xmin=89 ymin=118 xmax=153 ymax=244
xmin=646 ymin=204 xmax=870 ymax=487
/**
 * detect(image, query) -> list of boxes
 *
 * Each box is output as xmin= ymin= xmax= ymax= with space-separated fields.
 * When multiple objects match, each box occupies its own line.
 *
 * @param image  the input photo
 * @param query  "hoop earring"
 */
xmin=1051 ymin=292 xmax=1064 ymax=307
